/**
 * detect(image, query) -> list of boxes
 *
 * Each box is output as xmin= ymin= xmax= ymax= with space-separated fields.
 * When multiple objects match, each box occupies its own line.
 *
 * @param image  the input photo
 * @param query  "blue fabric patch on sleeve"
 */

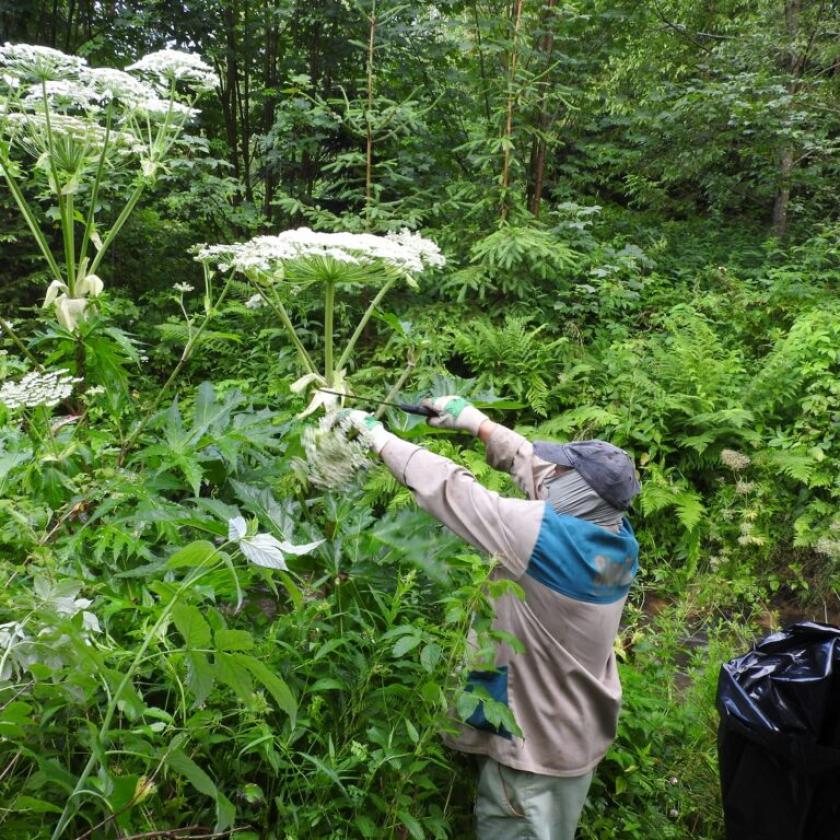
xmin=465 ymin=666 xmax=512 ymax=739
xmin=527 ymin=508 xmax=639 ymax=604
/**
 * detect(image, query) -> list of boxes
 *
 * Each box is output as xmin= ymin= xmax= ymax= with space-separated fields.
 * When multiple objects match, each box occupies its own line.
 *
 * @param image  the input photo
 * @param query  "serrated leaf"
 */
xmin=393 ymin=635 xmax=422 ymax=657
xmin=397 ymin=808 xmax=425 ymax=840
xmin=215 ymin=651 xmax=253 ymax=701
xmin=214 ymin=629 xmax=254 ymax=651
xmin=240 ymin=655 xmax=297 ymax=724
xmin=186 ymin=651 xmax=215 ymax=707
xmin=455 ymin=691 xmax=480 ymax=720
xmin=167 ymin=540 xmax=217 ymax=569
xmin=238 ymin=533 xmax=289 ymax=569
xmin=420 ymin=642 xmax=442 ymax=673
xmin=228 ymin=515 xmax=247 ymax=541
xmin=172 ymin=603 xmax=212 ymax=649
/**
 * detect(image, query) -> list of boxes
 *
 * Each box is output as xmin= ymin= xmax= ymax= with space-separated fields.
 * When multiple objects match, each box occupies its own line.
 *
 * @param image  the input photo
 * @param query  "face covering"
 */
xmin=546 ymin=469 xmax=624 ymax=529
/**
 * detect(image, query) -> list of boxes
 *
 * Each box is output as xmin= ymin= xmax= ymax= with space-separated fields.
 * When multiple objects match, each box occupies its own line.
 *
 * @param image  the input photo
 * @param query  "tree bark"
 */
xmin=262 ymin=0 xmax=281 ymax=219
xmin=772 ymin=0 xmax=802 ymax=238
xmin=500 ymin=0 xmax=524 ymax=221
xmin=527 ymin=0 xmax=557 ymax=217
xmin=221 ymin=2 xmax=241 ymax=186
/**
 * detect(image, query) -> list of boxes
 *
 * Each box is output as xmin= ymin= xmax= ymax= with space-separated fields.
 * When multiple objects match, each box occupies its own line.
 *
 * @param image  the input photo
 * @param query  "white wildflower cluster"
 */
xmin=720 ymin=448 xmax=751 ymax=471
xmin=5 ymin=110 xmax=109 ymax=145
xmin=814 ymin=538 xmax=840 ymax=559
xmin=245 ymin=293 xmax=264 ymax=310
xmin=1 ymin=44 xmax=211 ymax=159
xmin=21 ymin=78 xmax=104 ymax=111
xmin=228 ymin=514 xmax=324 ymax=571
xmin=173 ymin=282 xmax=194 ymax=294
xmin=82 ymin=67 xmax=156 ymax=104
xmin=735 ymin=480 xmax=756 ymax=495
xmin=195 ymin=227 xmax=445 ymax=279
xmin=0 ymin=369 xmax=81 ymax=409
xmin=126 ymin=49 xmax=217 ymax=93
xmin=132 ymin=96 xmax=198 ymax=120
xmin=0 ymin=42 xmax=86 ymax=81
xmin=303 ymin=410 xmax=375 ymax=489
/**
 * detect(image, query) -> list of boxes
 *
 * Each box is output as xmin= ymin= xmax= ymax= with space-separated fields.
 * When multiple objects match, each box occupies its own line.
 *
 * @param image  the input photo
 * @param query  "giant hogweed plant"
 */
xmin=195 ymin=227 xmax=445 ymax=416
xmin=0 ymin=43 xmax=215 ymax=371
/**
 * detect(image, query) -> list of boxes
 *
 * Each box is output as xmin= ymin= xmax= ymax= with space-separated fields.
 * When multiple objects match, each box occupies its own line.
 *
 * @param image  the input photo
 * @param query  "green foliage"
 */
xmin=3 ymin=2 xmax=840 ymax=837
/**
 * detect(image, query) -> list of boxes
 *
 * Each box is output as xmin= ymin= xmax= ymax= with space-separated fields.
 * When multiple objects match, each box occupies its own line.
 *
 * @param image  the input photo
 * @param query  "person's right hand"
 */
xmin=421 ymin=395 xmax=489 ymax=436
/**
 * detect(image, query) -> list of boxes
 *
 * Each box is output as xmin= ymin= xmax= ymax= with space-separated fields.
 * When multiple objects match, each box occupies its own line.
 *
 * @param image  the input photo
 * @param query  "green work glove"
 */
xmin=341 ymin=409 xmax=393 ymax=454
xmin=421 ymin=395 xmax=489 ymax=436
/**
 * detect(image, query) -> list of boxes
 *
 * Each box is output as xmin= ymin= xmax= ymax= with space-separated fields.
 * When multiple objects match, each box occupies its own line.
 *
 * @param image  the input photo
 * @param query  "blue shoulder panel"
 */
xmin=527 ymin=509 xmax=639 ymax=604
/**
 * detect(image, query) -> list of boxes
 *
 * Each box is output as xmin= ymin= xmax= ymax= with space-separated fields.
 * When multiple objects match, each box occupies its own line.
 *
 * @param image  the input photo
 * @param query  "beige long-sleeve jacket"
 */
xmin=379 ymin=425 xmax=639 ymax=777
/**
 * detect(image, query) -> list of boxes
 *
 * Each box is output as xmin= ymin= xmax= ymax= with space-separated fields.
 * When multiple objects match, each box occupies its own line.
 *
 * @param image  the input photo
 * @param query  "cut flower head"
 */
xmin=302 ymin=409 xmax=376 ymax=489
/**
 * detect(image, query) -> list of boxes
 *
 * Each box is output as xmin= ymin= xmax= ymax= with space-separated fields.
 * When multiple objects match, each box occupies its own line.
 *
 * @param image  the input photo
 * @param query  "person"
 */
xmin=345 ymin=395 xmax=641 ymax=840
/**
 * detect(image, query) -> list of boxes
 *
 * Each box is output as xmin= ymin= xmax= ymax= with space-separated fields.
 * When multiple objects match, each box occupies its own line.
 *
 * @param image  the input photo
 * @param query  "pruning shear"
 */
xmin=316 ymin=388 xmax=440 ymax=418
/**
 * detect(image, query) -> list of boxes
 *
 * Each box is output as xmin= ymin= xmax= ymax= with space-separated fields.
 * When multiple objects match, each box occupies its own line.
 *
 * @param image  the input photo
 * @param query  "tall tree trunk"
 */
xmin=221 ymin=3 xmax=241 ymax=187
xmin=238 ymin=0 xmax=254 ymax=204
xmin=772 ymin=0 xmax=802 ymax=238
xmin=262 ymin=0 xmax=281 ymax=220
xmin=500 ymin=0 xmax=524 ymax=221
xmin=64 ymin=0 xmax=75 ymax=50
xmin=364 ymin=0 xmax=377 ymax=230
xmin=527 ymin=0 xmax=557 ymax=217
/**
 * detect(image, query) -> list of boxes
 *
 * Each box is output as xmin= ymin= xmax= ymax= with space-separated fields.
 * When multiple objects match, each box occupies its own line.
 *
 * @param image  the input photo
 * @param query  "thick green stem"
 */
xmin=0 ymin=312 xmax=43 ymax=369
xmin=49 ymin=546 xmax=228 ymax=840
xmin=77 ymin=105 xmax=113 ymax=273
xmin=324 ymin=280 xmax=336 ymax=386
xmin=0 ymin=157 xmax=63 ymax=282
xmin=335 ymin=275 xmax=396 ymax=373
xmin=258 ymin=288 xmax=317 ymax=375
xmin=40 ymin=81 xmax=64 ymax=203
xmin=88 ymin=182 xmax=146 ymax=276
xmin=63 ymin=193 xmax=76 ymax=295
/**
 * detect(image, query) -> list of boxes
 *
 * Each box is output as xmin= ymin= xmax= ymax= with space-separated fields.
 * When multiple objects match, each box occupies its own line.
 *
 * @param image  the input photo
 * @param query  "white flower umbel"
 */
xmin=302 ymin=410 xmax=375 ymax=489
xmin=5 ymin=110 xmax=109 ymax=145
xmin=131 ymin=96 xmax=199 ymax=121
xmin=81 ymin=67 xmax=157 ymax=105
xmin=244 ymin=293 xmax=264 ymax=310
xmin=173 ymin=282 xmax=194 ymax=293
xmin=228 ymin=515 xmax=324 ymax=570
xmin=21 ymin=79 xmax=105 ymax=113
xmin=194 ymin=227 xmax=445 ymax=279
xmin=0 ymin=42 xmax=87 ymax=81
xmin=127 ymin=49 xmax=217 ymax=94
xmin=0 ymin=369 xmax=81 ymax=409
xmin=720 ymin=449 xmax=751 ymax=471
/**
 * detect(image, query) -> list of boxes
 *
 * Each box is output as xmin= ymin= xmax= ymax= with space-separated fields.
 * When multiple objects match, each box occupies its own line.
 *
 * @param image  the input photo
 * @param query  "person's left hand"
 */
xmin=340 ymin=409 xmax=392 ymax=454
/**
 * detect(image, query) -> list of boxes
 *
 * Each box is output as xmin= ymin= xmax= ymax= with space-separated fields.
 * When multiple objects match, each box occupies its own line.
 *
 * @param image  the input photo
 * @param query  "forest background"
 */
xmin=1 ymin=0 xmax=839 ymax=838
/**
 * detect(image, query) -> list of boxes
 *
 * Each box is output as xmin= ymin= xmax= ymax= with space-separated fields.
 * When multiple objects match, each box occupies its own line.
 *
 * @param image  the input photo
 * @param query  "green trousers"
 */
xmin=475 ymin=756 xmax=594 ymax=840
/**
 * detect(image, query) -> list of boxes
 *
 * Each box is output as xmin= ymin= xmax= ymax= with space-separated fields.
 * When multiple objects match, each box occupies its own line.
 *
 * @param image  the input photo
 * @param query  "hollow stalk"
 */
xmin=0 ymin=154 xmax=63 ymax=282
xmin=324 ymin=280 xmax=336 ymax=386
xmin=335 ymin=273 xmax=397 ymax=372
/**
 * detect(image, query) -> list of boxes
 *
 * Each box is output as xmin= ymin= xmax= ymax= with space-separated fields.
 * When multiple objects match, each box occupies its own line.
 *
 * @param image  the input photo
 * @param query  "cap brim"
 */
xmin=533 ymin=441 xmax=576 ymax=468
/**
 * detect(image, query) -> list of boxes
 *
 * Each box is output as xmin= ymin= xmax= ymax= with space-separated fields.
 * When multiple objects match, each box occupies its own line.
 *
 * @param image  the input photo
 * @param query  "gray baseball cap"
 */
xmin=533 ymin=439 xmax=641 ymax=511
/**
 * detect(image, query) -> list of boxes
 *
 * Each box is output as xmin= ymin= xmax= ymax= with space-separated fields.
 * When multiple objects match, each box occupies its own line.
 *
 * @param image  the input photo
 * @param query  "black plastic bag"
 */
xmin=717 ymin=621 xmax=840 ymax=840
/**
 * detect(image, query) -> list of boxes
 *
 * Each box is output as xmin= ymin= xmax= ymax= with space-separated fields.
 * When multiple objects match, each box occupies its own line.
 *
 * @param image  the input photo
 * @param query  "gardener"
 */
xmin=347 ymin=395 xmax=641 ymax=840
